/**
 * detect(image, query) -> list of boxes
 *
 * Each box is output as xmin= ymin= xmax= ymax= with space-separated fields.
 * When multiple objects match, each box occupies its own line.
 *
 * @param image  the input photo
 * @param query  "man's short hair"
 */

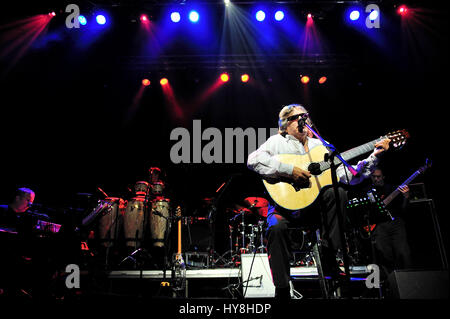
xmin=14 ymin=187 xmax=35 ymax=198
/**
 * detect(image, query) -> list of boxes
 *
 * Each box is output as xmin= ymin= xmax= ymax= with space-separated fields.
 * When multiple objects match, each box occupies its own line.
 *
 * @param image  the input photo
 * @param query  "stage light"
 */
xmin=220 ymin=73 xmax=229 ymax=82
xmin=78 ymin=15 xmax=87 ymax=25
xmin=189 ymin=10 xmax=200 ymax=23
xmin=307 ymin=13 xmax=313 ymax=19
xmin=170 ymin=12 xmax=181 ymax=23
xmin=318 ymin=76 xmax=327 ymax=84
xmin=96 ymin=14 xmax=106 ymax=25
xmin=368 ymin=10 xmax=378 ymax=21
xmin=397 ymin=5 xmax=408 ymax=16
xmin=224 ymin=0 xmax=231 ymax=6
xmin=140 ymin=14 xmax=149 ymax=22
xmin=142 ymin=79 xmax=151 ymax=86
xmin=160 ymin=78 xmax=169 ymax=86
xmin=49 ymin=12 xmax=56 ymax=17
xmin=241 ymin=74 xmax=249 ymax=83
xmin=300 ymin=75 xmax=310 ymax=84
xmin=256 ymin=10 xmax=266 ymax=22
xmin=274 ymin=10 xmax=285 ymax=21
xmin=349 ymin=10 xmax=360 ymax=21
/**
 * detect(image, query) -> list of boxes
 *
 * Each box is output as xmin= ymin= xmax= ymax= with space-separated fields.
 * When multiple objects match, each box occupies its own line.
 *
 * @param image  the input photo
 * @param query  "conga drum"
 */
xmin=151 ymin=181 xmax=165 ymax=195
xmin=133 ymin=181 xmax=150 ymax=197
xmin=98 ymin=197 xmax=126 ymax=248
xmin=150 ymin=197 xmax=171 ymax=247
xmin=123 ymin=196 xmax=147 ymax=249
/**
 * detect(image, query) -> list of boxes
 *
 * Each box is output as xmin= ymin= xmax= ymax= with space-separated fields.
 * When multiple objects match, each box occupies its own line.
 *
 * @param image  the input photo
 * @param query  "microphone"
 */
xmin=297 ymin=113 xmax=309 ymax=132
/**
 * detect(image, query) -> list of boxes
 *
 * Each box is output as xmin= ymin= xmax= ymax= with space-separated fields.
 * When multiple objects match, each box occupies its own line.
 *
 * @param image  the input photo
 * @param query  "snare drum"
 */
xmin=150 ymin=197 xmax=171 ymax=247
xmin=134 ymin=181 xmax=150 ymax=197
xmin=151 ymin=181 xmax=165 ymax=195
xmin=123 ymin=197 xmax=147 ymax=249
xmin=98 ymin=197 xmax=126 ymax=248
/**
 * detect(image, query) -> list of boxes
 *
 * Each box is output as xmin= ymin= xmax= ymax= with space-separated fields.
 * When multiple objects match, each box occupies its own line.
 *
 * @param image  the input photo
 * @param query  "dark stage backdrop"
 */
xmin=0 ymin=1 xmax=447 ymax=256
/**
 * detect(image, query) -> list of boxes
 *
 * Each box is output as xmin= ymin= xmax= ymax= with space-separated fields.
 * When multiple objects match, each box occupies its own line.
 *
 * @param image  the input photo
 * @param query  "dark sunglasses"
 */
xmin=286 ymin=113 xmax=308 ymax=122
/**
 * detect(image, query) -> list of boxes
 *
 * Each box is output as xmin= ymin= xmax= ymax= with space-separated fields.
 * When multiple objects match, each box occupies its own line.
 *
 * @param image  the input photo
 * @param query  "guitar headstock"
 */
xmin=385 ymin=129 xmax=410 ymax=150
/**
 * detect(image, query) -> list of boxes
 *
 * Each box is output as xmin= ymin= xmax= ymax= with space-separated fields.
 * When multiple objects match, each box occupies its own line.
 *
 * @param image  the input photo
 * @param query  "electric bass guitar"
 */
xmin=382 ymin=158 xmax=431 ymax=207
xmin=262 ymin=130 xmax=410 ymax=210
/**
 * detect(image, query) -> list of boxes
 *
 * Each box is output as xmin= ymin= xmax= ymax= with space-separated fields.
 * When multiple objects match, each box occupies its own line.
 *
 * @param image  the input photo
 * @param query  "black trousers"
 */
xmin=372 ymin=218 xmax=412 ymax=279
xmin=266 ymin=187 xmax=348 ymax=289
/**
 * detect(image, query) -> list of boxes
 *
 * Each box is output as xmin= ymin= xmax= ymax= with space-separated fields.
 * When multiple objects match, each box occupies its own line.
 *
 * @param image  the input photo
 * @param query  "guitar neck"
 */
xmin=318 ymin=137 xmax=383 ymax=171
xmin=383 ymin=169 xmax=421 ymax=206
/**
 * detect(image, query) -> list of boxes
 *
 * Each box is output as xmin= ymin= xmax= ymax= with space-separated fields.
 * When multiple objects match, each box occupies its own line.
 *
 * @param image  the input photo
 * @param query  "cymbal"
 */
xmin=244 ymin=197 xmax=269 ymax=218
xmin=244 ymin=197 xmax=268 ymax=208
xmin=226 ymin=207 xmax=252 ymax=215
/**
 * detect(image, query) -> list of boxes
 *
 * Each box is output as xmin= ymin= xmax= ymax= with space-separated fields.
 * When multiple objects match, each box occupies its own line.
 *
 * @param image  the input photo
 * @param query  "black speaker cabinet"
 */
xmin=404 ymin=199 xmax=447 ymax=270
xmin=387 ymin=270 xmax=448 ymax=299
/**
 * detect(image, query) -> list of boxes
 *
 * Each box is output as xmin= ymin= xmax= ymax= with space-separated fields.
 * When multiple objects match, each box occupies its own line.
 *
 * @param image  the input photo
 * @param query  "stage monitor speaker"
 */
xmin=241 ymin=253 xmax=275 ymax=298
xmin=387 ymin=270 xmax=448 ymax=299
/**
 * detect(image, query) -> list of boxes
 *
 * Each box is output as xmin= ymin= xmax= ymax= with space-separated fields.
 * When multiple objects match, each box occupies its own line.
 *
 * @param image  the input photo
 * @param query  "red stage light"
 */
xmin=241 ymin=74 xmax=249 ymax=83
xmin=160 ymin=78 xmax=168 ymax=86
xmin=397 ymin=5 xmax=408 ymax=16
xmin=307 ymin=13 xmax=312 ymax=19
xmin=220 ymin=73 xmax=229 ymax=82
xmin=142 ymin=79 xmax=150 ymax=86
xmin=140 ymin=14 xmax=149 ymax=22
xmin=300 ymin=75 xmax=310 ymax=84
xmin=318 ymin=76 xmax=327 ymax=84
xmin=49 ymin=12 xmax=56 ymax=17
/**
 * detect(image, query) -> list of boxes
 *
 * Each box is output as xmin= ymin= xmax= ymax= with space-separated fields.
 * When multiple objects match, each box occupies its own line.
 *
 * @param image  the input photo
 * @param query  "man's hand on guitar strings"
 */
xmin=292 ymin=166 xmax=311 ymax=182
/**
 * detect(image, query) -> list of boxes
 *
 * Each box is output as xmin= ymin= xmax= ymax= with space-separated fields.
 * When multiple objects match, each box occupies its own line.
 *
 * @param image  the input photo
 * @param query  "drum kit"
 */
xmin=226 ymin=197 xmax=269 ymax=258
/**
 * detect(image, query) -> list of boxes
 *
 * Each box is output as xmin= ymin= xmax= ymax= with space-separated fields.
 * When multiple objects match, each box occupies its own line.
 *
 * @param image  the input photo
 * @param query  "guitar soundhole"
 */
xmin=292 ymin=180 xmax=311 ymax=191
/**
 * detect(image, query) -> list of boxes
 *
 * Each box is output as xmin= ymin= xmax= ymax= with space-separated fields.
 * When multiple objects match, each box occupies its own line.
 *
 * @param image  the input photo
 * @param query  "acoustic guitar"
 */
xmin=262 ymin=130 xmax=410 ymax=211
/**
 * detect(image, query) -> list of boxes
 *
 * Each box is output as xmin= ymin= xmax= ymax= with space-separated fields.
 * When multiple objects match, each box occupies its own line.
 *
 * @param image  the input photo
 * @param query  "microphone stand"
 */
xmin=207 ymin=174 xmax=237 ymax=266
xmin=300 ymin=115 xmax=356 ymax=298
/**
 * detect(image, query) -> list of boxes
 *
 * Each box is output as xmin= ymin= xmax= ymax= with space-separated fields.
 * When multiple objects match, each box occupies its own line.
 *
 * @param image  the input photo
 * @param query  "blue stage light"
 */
xmin=96 ymin=14 xmax=106 ymax=25
xmin=171 ymin=11 xmax=181 ymax=23
xmin=274 ymin=10 xmax=285 ymax=21
xmin=255 ymin=10 xmax=266 ymax=22
xmin=78 ymin=15 xmax=87 ymax=25
xmin=349 ymin=10 xmax=360 ymax=21
xmin=189 ymin=10 xmax=199 ymax=23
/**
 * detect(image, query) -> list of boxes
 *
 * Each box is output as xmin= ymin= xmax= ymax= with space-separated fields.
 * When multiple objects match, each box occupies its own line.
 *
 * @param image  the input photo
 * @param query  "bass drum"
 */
xmin=123 ymin=196 xmax=147 ymax=250
xmin=98 ymin=197 xmax=126 ymax=248
xmin=150 ymin=197 xmax=171 ymax=248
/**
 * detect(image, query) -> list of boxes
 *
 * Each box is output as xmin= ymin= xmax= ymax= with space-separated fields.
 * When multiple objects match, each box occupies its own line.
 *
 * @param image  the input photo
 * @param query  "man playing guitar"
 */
xmin=247 ymin=104 xmax=391 ymax=299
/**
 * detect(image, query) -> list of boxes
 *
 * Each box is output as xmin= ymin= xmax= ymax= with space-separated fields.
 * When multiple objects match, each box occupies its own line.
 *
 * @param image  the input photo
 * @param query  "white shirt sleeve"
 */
xmin=247 ymin=135 xmax=294 ymax=179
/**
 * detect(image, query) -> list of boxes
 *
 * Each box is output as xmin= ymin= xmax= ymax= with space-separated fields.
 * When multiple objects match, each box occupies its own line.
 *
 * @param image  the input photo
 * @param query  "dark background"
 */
xmin=0 ymin=1 xmax=447 ymax=261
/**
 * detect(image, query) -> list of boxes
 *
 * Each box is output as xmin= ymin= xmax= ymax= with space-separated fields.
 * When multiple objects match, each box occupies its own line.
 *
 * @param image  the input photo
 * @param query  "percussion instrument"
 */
xmin=149 ymin=167 xmax=161 ymax=184
xmin=134 ymin=181 xmax=150 ymax=197
xmin=97 ymin=197 xmax=126 ymax=248
xmin=123 ymin=196 xmax=147 ymax=249
xmin=150 ymin=197 xmax=171 ymax=247
xmin=151 ymin=181 xmax=165 ymax=195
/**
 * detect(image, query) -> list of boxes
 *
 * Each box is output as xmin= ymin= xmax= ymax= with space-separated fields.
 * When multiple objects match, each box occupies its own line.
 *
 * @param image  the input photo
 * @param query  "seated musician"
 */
xmin=0 ymin=187 xmax=36 ymax=296
xmin=247 ymin=104 xmax=391 ymax=299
